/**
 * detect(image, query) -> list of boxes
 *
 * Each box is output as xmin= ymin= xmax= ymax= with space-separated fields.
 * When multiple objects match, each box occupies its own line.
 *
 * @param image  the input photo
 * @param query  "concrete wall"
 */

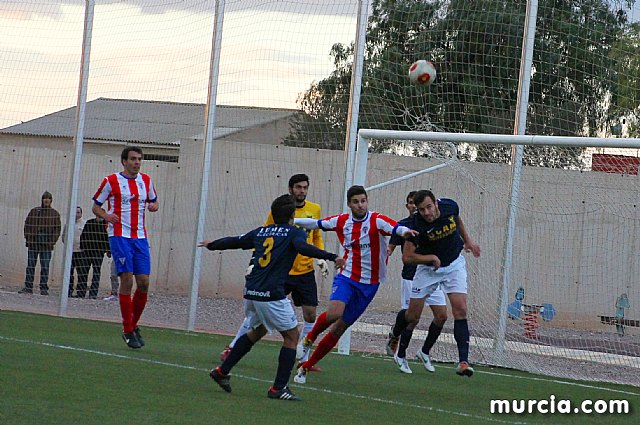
xmin=1 ymin=139 xmax=639 ymax=332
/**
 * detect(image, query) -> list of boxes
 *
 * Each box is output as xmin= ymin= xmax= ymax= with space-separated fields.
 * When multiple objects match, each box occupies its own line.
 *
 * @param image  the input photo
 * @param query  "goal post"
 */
xmin=341 ymin=128 xmax=640 ymax=382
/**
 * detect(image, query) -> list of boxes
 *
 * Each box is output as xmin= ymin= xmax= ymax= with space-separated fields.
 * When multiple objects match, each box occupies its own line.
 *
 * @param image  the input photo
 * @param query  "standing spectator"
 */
xmin=103 ymin=255 xmax=119 ymax=301
xmin=20 ymin=191 xmax=61 ymax=295
xmin=63 ymin=206 xmax=87 ymax=298
xmin=80 ymin=213 xmax=111 ymax=299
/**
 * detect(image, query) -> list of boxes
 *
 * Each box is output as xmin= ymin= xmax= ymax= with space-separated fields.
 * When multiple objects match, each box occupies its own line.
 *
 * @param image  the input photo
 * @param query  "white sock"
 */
xmin=300 ymin=320 xmax=315 ymax=361
xmin=301 ymin=320 xmax=315 ymax=338
xmin=229 ymin=316 xmax=252 ymax=348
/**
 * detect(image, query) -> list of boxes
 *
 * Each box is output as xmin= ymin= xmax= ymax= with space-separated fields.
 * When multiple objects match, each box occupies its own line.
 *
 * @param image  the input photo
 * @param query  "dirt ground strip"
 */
xmin=1 ymin=285 xmax=639 ymax=387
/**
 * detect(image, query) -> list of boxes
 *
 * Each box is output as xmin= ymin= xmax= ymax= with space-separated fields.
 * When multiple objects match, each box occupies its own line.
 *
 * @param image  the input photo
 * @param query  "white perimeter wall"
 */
xmin=1 ymin=138 xmax=639 ymax=330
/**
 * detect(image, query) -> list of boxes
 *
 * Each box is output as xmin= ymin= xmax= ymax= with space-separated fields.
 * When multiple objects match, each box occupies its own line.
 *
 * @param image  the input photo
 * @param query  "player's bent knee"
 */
xmin=405 ymin=308 xmax=422 ymax=324
xmin=329 ymin=320 xmax=349 ymax=338
xmin=249 ymin=326 xmax=268 ymax=342
xmin=431 ymin=307 xmax=448 ymax=325
xmin=325 ymin=310 xmax=343 ymax=323
xmin=281 ymin=329 xmax=300 ymax=348
xmin=302 ymin=310 xmax=316 ymax=324
xmin=406 ymin=315 xmax=421 ymax=326
xmin=452 ymin=309 xmax=467 ymax=320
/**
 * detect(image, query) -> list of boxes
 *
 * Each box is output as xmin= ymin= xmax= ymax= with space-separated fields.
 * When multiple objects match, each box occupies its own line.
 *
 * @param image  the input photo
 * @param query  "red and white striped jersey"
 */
xmin=318 ymin=211 xmax=399 ymax=285
xmin=93 ymin=172 xmax=157 ymax=238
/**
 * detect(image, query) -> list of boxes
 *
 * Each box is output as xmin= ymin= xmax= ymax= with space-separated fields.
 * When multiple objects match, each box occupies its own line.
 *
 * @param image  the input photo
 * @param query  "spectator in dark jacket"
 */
xmin=80 ymin=214 xmax=111 ymax=299
xmin=20 ymin=191 xmax=61 ymax=295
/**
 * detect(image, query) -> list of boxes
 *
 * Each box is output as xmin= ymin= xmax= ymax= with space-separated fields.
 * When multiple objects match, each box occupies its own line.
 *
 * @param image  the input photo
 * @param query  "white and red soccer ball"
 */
xmin=408 ymin=60 xmax=436 ymax=85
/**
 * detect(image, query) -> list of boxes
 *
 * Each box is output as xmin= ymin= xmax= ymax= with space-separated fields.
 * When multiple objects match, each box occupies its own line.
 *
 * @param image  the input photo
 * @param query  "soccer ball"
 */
xmin=408 ymin=60 xmax=436 ymax=85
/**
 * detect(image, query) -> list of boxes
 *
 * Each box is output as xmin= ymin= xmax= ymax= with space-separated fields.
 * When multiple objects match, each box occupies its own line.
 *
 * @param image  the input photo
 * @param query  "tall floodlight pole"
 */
xmin=59 ymin=0 xmax=95 ymax=316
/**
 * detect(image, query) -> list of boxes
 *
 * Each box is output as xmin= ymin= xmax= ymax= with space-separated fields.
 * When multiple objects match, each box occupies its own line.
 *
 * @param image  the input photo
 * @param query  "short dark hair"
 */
xmin=271 ymin=194 xmax=296 ymax=224
xmin=346 ymin=185 xmax=367 ymax=202
xmin=121 ymin=146 xmax=143 ymax=163
xmin=288 ymin=174 xmax=309 ymax=189
xmin=406 ymin=191 xmax=417 ymax=204
xmin=413 ymin=190 xmax=436 ymax=206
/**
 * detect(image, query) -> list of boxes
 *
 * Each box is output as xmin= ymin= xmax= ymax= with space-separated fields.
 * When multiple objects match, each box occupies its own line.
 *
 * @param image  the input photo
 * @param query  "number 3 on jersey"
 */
xmin=258 ymin=237 xmax=274 ymax=267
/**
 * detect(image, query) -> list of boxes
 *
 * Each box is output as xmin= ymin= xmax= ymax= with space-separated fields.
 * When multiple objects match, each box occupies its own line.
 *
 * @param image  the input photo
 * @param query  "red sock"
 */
xmin=307 ymin=312 xmax=331 ymax=342
xmin=119 ymin=294 xmax=134 ymax=333
xmin=132 ymin=290 xmax=148 ymax=328
xmin=303 ymin=332 xmax=339 ymax=370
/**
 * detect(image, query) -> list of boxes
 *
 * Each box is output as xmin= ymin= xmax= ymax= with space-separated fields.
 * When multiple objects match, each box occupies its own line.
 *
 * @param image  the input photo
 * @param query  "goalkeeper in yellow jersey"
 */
xmin=221 ymin=174 xmax=328 ymax=370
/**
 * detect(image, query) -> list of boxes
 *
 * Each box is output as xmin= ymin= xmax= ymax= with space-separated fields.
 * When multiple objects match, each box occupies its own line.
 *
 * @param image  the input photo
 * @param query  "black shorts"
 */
xmin=285 ymin=272 xmax=318 ymax=307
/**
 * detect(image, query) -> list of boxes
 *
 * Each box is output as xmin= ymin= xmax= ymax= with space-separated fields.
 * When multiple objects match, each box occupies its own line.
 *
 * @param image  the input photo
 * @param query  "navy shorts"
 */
xmin=330 ymin=274 xmax=379 ymax=325
xmin=109 ymin=236 xmax=151 ymax=275
xmin=285 ymin=271 xmax=318 ymax=307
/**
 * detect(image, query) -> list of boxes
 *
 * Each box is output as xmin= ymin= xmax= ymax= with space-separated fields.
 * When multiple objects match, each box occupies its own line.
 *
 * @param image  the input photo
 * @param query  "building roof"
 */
xmin=0 ymin=98 xmax=296 ymax=146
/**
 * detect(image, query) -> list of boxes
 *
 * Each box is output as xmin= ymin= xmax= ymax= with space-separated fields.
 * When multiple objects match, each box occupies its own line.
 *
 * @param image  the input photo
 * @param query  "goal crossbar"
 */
xmin=358 ymin=129 xmax=640 ymax=149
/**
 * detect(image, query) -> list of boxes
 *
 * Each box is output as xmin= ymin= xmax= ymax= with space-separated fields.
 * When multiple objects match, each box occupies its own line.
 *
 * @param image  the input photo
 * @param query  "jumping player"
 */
xmin=389 ymin=190 xmax=480 ymax=377
xmin=220 ymin=174 xmax=327 ymax=370
xmin=386 ymin=191 xmax=448 ymax=374
xmin=292 ymin=185 xmax=418 ymax=384
xmin=201 ymin=194 xmax=344 ymax=401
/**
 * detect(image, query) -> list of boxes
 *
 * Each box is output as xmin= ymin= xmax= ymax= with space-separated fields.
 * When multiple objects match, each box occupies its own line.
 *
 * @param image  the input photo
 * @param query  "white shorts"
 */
xmin=244 ymin=298 xmax=298 ymax=333
xmin=401 ymin=278 xmax=446 ymax=309
xmin=412 ymin=255 xmax=468 ymax=299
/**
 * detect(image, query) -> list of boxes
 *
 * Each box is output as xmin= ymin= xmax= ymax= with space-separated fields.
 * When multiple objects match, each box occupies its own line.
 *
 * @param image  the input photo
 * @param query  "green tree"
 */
xmin=611 ymin=22 xmax=640 ymax=136
xmin=285 ymin=0 xmax=634 ymax=168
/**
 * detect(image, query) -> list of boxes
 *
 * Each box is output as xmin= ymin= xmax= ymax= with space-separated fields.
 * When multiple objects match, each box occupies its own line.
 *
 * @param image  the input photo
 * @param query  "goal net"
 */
xmin=351 ymin=129 xmax=640 ymax=385
xmin=1 ymin=0 xmax=639 ymax=386
xmin=0 ymin=0 xmax=361 ymax=335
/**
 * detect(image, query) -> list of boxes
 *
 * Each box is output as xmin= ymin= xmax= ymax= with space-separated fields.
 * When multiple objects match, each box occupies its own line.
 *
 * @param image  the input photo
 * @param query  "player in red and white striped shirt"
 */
xmin=292 ymin=185 xmax=418 ymax=383
xmin=92 ymin=147 xmax=159 ymax=349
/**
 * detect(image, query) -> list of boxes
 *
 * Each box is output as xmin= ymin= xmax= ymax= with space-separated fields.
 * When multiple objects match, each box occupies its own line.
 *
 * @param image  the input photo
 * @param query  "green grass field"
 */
xmin=1 ymin=310 xmax=637 ymax=424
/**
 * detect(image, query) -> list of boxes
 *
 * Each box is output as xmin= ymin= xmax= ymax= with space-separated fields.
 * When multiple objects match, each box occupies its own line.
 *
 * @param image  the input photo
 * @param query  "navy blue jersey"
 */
xmin=407 ymin=198 xmax=464 ymax=267
xmin=207 ymin=224 xmax=336 ymax=301
xmin=389 ymin=215 xmax=417 ymax=280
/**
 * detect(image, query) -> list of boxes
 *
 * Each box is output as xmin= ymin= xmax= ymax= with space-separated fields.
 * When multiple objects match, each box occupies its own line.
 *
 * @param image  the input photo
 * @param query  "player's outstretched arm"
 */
xmin=457 ymin=216 xmax=480 ymax=257
xmin=293 ymin=217 xmax=320 ymax=230
xmin=402 ymin=239 xmax=441 ymax=269
xmin=198 ymin=235 xmax=254 ymax=251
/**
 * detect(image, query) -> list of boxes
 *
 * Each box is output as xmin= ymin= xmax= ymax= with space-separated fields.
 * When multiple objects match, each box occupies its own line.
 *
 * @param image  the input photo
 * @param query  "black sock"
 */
xmin=397 ymin=328 xmax=414 ymax=358
xmin=273 ymin=346 xmax=297 ymax=390
xmin=453 ymin=319 xmax=470 ymax=363
xmin=220 ymin=334 xmax=254 ymax=375
xmin=421 ymin=321 xmax=443 ymax=355
xmin=391 ymin=309 xmax=408 ymax=337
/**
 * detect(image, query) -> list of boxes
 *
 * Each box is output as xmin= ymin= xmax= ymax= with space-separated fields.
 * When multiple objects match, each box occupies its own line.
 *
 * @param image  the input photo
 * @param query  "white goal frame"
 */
xmin=338 ymin=129 xmax=640 ymax=359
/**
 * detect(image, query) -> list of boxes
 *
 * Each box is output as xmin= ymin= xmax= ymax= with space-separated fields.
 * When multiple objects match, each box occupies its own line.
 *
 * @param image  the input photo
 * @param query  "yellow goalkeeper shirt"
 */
xmin=264 ymin=200 xmax=324 ymax=276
